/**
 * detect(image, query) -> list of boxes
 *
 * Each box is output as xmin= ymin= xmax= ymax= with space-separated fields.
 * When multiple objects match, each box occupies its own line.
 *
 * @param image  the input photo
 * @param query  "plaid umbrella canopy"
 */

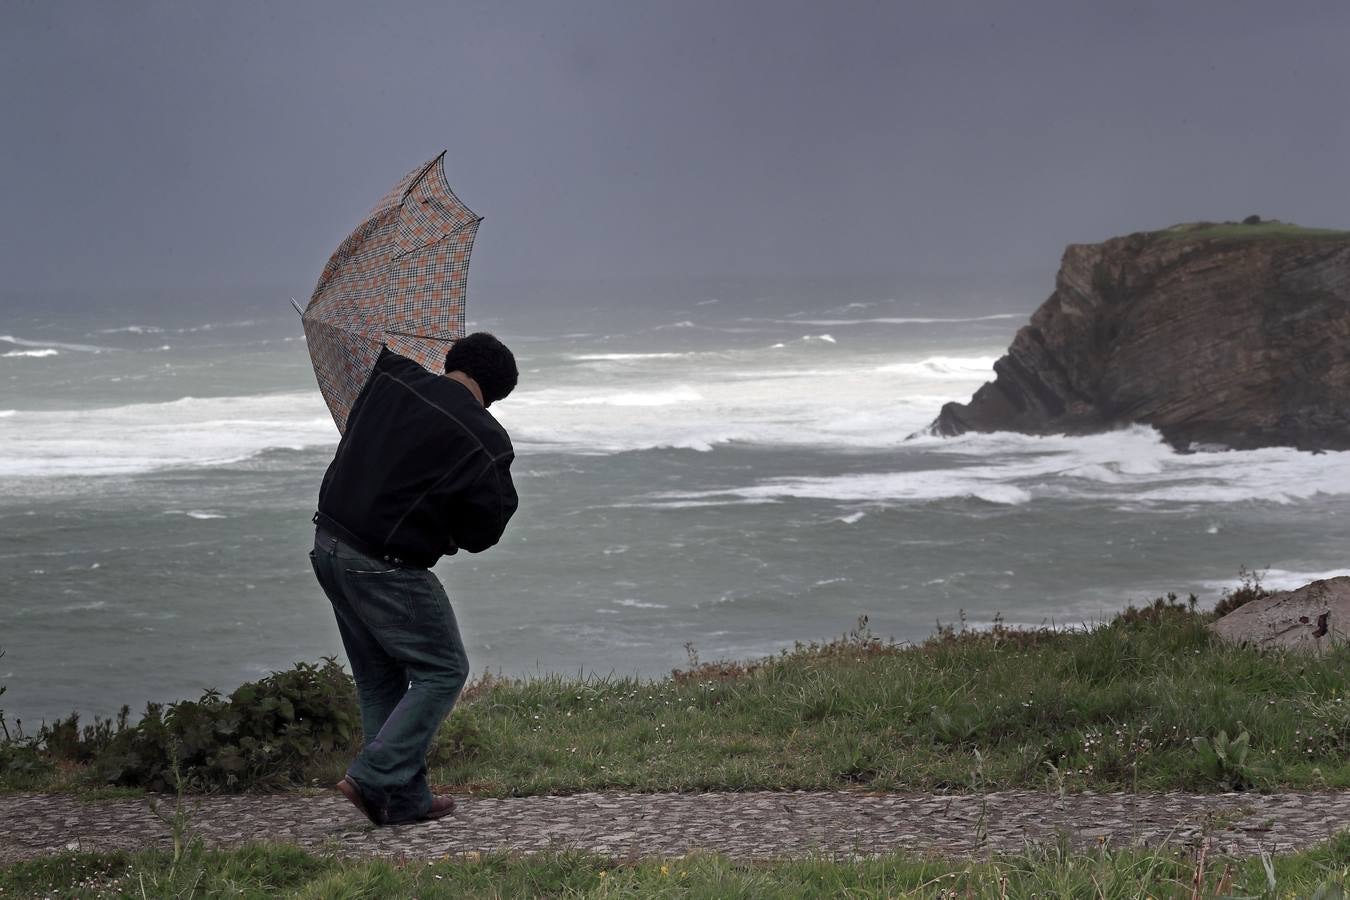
xmin=301 ymin=152 xmax=481 ymax=432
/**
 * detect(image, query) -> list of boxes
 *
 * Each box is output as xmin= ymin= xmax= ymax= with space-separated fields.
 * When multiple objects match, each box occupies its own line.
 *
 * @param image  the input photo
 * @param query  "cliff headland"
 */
xmin=934 ymin=220 xmax=1350 ymax=450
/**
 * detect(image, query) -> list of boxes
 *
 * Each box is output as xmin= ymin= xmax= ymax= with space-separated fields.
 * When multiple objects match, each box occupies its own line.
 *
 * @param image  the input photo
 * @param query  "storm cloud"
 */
xmin=2 ymin=0 xmax=1346 ymax=307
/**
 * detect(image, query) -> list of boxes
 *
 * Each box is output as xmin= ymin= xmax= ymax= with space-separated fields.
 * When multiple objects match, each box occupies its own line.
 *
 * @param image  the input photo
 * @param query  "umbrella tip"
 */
xmin=289 ymin=297 xmax=304 ymax=317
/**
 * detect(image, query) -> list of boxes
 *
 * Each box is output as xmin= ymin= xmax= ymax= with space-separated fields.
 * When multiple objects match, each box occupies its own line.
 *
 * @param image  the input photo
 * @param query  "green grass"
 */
xmin=6 ymin=604 xmax=1349 ymax=797
xmin=1 ymin=837 xmax=1347 ymax=898
xmin=424 ymin=608 xmax=1350 ymax=796
xmin=1152 ymin=220 xmax=1350 ymax=241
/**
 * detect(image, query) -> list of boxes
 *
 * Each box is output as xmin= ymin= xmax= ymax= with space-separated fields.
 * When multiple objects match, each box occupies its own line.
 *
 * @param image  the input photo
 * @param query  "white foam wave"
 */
xmin=622 ymin=498 xmax=777 ymax=508
xmin=640 ymin=427 xmax=1350 ymax=509
xmin=0 ymin=391 xmax=337 ymax=478
xmin=570 ymin=352 xmax=697 ymax=361
xmin=56 ymin=600 xmax=107 ymax=613
xmin=173 ymin=319 xmax=260 ymax=334
xmin=3 ymin=348 xmax=59 ymax=358
xmin=496 ymin=347 xmax=990 ymax=454
xmin=0 ymin=334 xmax=111 ymax=353
xmin=0 ymin=410 xmax=15 ymax=418
xmin=1201 ymin=568 xmax=1350 ymax=592
xmin=613 ymin=598 xmax=669 ymax=609
xmin=651 ymin=473 xmax=1032 ymax=506
xmin=559 ymin=387 xmax=703 ymax=408
xmin=876 ymin=356 xmax=997 ymax=378
xmin=97 ymin=325 xmax=165 ymax=335
xmin=778 ymin=314 xmax=1020 ymax=326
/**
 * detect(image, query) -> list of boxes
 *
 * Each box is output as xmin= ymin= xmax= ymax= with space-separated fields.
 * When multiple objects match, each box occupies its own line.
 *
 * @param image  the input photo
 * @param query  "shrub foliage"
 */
xmin=92 ymin=657 xmax=361 ymax=791
xmin=0 ymin=657 xmax=361 ymax=792
xmin=1213 ymin=566 xmax=1272 ymax=618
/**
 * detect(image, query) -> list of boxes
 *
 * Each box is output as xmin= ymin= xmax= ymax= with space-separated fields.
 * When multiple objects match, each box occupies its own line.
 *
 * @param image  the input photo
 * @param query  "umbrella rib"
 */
xmin=391 ymin=216 xmax=483 ymax=262
xmin=384 ymin=331 xmax=459 ymax=341
xmin=403 ymin=151 xmax=446 ymax=200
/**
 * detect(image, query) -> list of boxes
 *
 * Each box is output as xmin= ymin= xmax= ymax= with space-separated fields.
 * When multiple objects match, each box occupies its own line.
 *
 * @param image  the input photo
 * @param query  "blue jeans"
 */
xmin=309 ymin=529 xmax=469 ymax=824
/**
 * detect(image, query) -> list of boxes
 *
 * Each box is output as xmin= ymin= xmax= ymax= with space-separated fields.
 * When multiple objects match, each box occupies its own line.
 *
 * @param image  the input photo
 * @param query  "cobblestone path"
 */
xmin=2 ymin=790 xmax=1347 ymax=864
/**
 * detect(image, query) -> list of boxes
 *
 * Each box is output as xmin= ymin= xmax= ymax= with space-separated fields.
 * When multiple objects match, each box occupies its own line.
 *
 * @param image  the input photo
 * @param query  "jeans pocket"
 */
xmin=344 ymin=568 xmax=418 ymax=628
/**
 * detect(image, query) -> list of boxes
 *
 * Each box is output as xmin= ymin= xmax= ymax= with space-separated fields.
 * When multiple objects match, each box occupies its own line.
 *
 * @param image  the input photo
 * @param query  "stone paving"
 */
xmin=1 ymin=790 xmax=1347 ymax=864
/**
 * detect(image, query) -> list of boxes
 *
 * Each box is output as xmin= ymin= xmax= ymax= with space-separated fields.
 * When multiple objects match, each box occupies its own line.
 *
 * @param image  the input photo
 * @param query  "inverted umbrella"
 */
xmin=299 ymin=152 xmax=481 ymax=432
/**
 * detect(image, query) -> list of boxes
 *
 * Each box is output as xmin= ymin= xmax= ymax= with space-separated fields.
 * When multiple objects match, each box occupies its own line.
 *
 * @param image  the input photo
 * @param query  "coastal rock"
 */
xmin=933 ymin=223 xmax=1350 ymax=450
xmin=1210 ymin=577 xmax=1350 ymax=651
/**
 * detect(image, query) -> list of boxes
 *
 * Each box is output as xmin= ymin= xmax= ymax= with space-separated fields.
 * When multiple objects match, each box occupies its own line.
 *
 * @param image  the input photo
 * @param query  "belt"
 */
xmin=312 ymin=511 xmax=428 ymax=568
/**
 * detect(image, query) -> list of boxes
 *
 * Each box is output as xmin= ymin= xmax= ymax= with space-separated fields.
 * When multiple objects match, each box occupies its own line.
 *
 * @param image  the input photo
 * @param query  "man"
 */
xmin=309 ymin=332 xmax=518 ymax=826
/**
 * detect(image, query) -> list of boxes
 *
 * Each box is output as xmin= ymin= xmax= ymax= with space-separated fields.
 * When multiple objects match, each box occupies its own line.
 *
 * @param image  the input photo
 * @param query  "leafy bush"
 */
xmin=0 ymin=651 xmax=56 ymax=787
xmin=1214 ymin=567 xmax=1272 ymax=617
xmin=1193 ymin=729 xmax=1270 ymax=790
xmin=96 ymin=657 xmax=360 ymax=791
xmin=0 ymin=708 xmax=53 ymax=788
xmin=1113 ymin=592 xmax=1199 ymax=629
xmin=38 ymin=707 xmax=132 ymax=764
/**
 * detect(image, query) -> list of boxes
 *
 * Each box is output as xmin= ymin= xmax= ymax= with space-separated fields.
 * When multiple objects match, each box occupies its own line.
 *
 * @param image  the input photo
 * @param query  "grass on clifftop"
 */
xmin=7 ymin=586 xmax=1346 ymax=798
xmin=1152 ymin=220 xmax=1350 ymax=241
xmin=2 ymin=837 xmax=1347 ymax=899
xmin=429 ymin=600 xmax=1349 ymax=796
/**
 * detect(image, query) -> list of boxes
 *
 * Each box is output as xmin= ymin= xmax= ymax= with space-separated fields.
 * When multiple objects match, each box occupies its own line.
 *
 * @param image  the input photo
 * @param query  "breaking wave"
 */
xmin=639 ymin=427 xmax=1350 ymax=509
xmin=0 ymin=334 xmax=111 ymax=353
xmin=97 ymin=325 xmax=166 ymax=335
xmin=570 ymin=352 xmax=698 ymax=361
xmin=876 ymin=356 xmax=997 ymax=378
xmin=780 ymin=314 xmax=1020 ymax=326
xmin=0 ymin=392 xmax=336 ymax=478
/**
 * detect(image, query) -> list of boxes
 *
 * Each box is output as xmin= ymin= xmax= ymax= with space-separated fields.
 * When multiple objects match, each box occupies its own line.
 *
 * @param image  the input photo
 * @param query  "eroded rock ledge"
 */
xmin=933 ymin=223 xmax=1350 ymax=450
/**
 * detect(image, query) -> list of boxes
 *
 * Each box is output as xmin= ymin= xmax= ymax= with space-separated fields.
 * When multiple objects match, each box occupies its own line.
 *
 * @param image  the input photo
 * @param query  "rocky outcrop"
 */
xmin=933 ymin=223 xmax=1350 ymax=450
xmin=1210 ymin=577 xmax=1350 ymax=652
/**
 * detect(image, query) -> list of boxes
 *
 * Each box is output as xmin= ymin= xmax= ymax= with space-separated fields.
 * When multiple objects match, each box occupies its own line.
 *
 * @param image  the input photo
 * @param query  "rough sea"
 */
xmin=4 ymin=282 xmax=1350 ymax=726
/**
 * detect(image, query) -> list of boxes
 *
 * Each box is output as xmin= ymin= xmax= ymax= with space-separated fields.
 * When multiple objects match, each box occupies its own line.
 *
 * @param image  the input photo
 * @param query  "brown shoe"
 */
xmin=336 ymin=777 xmax=381 ymax=826
xmin=421 ymin=795 xmax=457 ymax=821
xmin=387 ymin=795 xmax=457 ymax=826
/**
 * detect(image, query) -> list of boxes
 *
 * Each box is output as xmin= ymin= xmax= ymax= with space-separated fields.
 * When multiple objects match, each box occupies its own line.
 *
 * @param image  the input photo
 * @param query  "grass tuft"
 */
xmin=2 ymin=838 xmax=1347 ymax=898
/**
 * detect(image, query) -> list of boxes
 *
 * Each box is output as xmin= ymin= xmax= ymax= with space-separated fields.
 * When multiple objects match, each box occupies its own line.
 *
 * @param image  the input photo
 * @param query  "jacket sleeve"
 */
xmin=448 ymin=450 xmax=518 ymax=553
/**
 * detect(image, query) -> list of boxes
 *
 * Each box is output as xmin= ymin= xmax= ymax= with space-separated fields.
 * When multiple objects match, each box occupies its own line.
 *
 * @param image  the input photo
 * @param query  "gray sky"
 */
xmin=2 ymin=0 xmax=1347 ymax=301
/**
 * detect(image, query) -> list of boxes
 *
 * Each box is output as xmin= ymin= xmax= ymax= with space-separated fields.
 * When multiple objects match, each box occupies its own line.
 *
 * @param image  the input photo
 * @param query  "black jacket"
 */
xmin=316 ymin=348 xmax=517 ymax=567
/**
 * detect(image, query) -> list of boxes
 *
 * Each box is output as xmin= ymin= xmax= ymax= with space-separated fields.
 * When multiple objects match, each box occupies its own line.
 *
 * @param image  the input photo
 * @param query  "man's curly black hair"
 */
xmin=444 ymin=332 xmax=518 ymax=406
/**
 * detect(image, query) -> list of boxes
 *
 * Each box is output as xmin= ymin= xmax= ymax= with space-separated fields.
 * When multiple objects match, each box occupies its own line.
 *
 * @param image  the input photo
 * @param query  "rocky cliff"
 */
xmin=933 ymin=222 xmax=1350 ymax=450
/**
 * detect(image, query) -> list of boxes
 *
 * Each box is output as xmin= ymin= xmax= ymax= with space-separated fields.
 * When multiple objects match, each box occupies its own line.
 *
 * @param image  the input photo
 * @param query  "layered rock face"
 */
xmin=933 ymin=227 xmax=1350 ymax=450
